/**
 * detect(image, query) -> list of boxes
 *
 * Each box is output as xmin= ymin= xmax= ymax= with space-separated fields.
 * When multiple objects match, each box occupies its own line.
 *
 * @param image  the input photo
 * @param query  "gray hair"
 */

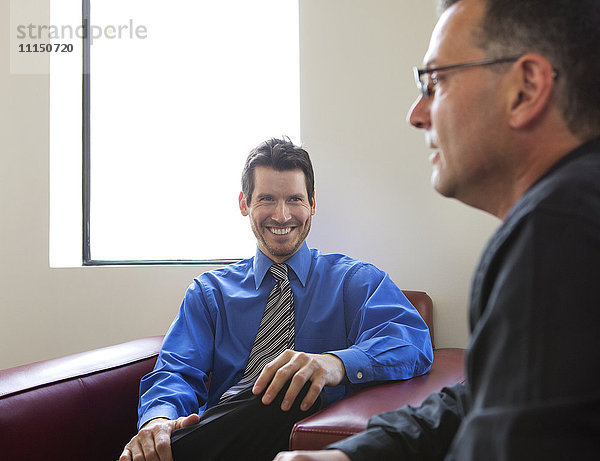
xmin=437 ymin=0 xmax=600 ymax=140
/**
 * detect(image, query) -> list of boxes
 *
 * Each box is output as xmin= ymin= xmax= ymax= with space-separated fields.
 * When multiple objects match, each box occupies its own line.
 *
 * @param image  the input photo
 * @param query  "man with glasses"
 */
xmin=275 ymin=0 xmax=600 ymax=459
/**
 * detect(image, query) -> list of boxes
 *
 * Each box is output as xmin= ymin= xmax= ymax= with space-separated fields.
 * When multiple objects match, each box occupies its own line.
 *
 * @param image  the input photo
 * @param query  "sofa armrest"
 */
xmin=290 ymin=348 xmax=466 ymax=450
xmin=0 ymin=336 xmax=163 ymax=461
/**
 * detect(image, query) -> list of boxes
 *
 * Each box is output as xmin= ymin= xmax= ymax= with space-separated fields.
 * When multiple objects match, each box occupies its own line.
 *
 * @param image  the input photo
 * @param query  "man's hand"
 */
xmin=253 ymin=350 xmax=346 ymax=411
xmin=119 ymin=414 xmax=200 ymax=461
xmin=273 ymin=449 xmax=351 ymax=461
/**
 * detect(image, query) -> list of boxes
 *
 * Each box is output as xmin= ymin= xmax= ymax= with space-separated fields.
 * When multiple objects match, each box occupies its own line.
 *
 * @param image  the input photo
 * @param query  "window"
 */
xmin=50 ymin=0 xmax=300 ymax=266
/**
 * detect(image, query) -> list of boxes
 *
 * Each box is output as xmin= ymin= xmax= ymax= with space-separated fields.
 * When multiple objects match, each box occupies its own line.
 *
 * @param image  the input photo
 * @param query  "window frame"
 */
xmin=79 ymin=0 xmax=296 ymax=266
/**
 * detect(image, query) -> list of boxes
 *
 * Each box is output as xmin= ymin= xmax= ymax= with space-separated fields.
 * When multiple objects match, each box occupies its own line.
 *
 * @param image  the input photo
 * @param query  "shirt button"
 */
xmin=356 ymin=371 xmax=363 ymax=380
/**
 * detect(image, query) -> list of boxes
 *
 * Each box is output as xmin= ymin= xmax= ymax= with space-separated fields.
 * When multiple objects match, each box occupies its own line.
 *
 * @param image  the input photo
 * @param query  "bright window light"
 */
xmin=50 ymin=0 xmax=300 ymax=265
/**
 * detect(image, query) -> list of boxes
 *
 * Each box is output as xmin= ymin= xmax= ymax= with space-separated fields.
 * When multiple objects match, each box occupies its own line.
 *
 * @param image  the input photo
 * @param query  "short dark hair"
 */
xmin=438 ymin=0 xmax=600 ymax=140
xmin=241 ymin=137 xmax=315 ymax=206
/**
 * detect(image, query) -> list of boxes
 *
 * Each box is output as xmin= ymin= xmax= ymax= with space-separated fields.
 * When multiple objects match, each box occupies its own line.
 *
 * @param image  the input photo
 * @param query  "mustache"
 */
xmin=263 ymin=220 xmax=300 ymax=227
xmin=425 ymin=131 xmax=439 ymax=149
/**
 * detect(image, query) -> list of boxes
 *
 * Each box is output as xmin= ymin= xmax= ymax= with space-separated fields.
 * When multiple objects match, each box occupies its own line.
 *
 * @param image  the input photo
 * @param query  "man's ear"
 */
xmin=507 ymin=53 xmax=556 ymax=129
xmin=311 ymin=190 xmax=316 ymax=215
xmin=239 ymin=192 xmax=249 ymax=216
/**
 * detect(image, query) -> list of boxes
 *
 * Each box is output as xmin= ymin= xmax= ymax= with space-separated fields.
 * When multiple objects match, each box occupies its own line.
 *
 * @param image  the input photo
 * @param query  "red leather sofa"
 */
xmin=0 ymin=291 xmax=465 ymax=460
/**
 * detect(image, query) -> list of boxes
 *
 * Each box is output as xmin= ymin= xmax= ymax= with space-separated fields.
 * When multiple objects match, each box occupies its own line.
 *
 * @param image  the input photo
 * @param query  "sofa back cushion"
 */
xmin=403 ymin=290 xmax=434 ymax=347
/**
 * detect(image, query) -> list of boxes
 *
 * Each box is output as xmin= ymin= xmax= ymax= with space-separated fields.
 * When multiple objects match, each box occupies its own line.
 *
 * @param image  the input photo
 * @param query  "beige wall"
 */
xmin=0 ymin=0 xmax=499 ymax=370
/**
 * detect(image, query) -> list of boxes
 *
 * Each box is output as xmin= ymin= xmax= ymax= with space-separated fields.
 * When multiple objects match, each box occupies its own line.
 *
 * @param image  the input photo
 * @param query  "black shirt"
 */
xmin=331 ymin=137 xmax=600 ymax=460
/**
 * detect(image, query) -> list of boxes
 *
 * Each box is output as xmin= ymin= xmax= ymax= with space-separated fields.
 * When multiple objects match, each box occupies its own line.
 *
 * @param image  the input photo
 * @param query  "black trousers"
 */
xmin=171 ymin=382 xmax=323 ymax=461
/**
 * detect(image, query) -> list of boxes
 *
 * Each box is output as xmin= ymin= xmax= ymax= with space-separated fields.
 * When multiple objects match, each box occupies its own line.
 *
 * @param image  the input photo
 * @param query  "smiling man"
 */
xmin=120 ymin=138 xmax=433 ymax=461
xmin=241 ymin=165 xmax=313 ymax=266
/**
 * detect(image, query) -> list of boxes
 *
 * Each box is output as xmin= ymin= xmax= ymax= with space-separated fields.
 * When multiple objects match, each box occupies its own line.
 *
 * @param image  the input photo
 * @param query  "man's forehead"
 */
xmin=252 ymin=167 xmax=307 ymax=192
xmin=422 ymin=0 xmax=484 ymax=67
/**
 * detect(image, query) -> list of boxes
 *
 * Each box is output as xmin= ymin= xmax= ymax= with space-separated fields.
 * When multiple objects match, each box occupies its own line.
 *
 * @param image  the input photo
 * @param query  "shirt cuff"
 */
xmin=328 ymin=427 xmax=393 ymax=461
xmin=327 ymin=347 xmax=372 ymax=384
xmin=138 ymin=404 xmax=180 ymax=430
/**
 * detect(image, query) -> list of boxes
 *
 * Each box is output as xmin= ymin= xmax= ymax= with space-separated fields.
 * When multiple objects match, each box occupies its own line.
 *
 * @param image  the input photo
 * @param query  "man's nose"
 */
xmin=272 ymin=201 xmax=291 ymax=222
xmin=407 ymin=95 xmax=430 ymax=129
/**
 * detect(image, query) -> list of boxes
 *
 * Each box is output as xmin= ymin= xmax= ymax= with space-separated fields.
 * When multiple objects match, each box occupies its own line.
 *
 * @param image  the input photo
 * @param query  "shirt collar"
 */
xmin=253 ymin=242 xmax=311 ymax=289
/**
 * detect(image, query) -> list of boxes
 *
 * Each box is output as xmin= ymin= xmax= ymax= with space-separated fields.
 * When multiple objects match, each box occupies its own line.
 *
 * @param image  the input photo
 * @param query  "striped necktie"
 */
xmin=220 ymin=263 xmax=295 ymax=402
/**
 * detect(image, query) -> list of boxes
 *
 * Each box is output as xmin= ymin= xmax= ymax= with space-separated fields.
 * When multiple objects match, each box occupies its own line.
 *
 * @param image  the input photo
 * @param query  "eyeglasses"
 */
xmin=413 ymin=55 xmax=523 ymax=99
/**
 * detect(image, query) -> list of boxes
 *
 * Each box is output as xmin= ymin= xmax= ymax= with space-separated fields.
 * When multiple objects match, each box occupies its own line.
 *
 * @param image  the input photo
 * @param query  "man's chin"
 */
xmin=432 ymin=176 xmax=456 ymax=199
xmin=431 ymin=170 xmax=448 ymax=196
xmin=261 ymin=240 xmax=301 ymax=261
xmin=256 ymin=223 xmax=310 ymax=261
xmin=267 ymin=245 xmax=296 ymax=259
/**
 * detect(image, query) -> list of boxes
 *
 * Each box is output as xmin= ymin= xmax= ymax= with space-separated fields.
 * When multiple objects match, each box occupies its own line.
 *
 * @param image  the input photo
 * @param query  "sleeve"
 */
xmin=328 ymin=382 xmax=470 ymax=461
xmin=328 ymin=264 xmax=433 ymax=384
xmin=137 ymin=278 xmax=216 ymax=429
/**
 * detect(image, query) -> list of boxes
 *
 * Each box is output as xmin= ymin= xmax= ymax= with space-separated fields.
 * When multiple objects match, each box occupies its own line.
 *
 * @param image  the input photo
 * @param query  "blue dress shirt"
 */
xmin=138 ymin=243 xmax=433 ymax=429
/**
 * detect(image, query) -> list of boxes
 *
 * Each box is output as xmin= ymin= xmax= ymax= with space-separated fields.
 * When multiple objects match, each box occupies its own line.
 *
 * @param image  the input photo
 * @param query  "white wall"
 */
xmin=0 ymin=0 xmax=499 ymax=370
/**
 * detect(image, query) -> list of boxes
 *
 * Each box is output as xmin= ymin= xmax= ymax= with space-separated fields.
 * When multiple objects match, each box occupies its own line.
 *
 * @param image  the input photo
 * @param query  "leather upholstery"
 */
xmin=0 ymin=337 xmax=163 ymax=461
xmin=290 ymin=348 xmax=465 ymax=449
